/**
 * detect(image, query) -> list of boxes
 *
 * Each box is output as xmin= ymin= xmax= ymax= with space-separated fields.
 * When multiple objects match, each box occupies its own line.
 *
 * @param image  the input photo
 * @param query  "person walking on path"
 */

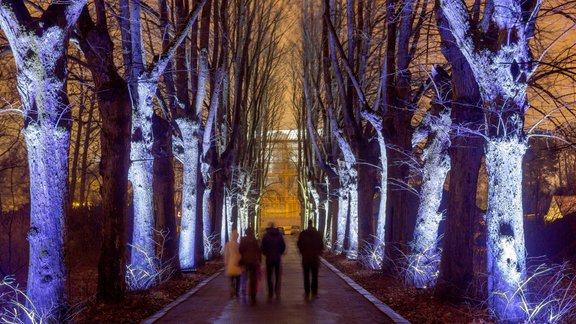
xmin=261 ymin=222 xmax=286 ymax=299
xmin=239 ymin=227 xmax=261 ymax=303
xmin=297 ymin=220 xmax=324 ymax=300
xmin=224 ymin=229 xmax=243 ymax=298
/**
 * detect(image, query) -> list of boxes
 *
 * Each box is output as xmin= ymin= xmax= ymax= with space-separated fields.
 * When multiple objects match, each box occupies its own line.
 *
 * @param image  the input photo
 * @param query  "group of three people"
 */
xmin=223 ymin=220 xmax=324 ymax=302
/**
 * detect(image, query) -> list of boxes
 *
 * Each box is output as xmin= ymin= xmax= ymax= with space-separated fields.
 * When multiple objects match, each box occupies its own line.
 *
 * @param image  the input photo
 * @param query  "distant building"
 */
xmin=260 ymin=130 xmax=300 ymax=229
xmin=544 ymin=195 xmax=576 ymax=222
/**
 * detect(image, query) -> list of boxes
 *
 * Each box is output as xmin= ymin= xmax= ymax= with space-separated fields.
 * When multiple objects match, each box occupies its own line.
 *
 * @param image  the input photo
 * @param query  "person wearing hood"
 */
xmin=224 ymin=229 xmax=243 ymax=298
xmin=261 ymin=222 xmax=286 ymax=299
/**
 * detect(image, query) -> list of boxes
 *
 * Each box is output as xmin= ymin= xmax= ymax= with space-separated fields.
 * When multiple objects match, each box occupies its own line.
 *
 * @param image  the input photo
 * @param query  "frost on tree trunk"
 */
xmin=409 ymin=107 xmax=451 ymax=288
xmin=25 ymin=126 xmax=70 ymax=320
xmin=485 ymin=138 xmax=527 ymax=320
xmin=177 ymin=121 xmax=201 ymax=270
xmin=128 ymin=82 xmax=157 ymax=286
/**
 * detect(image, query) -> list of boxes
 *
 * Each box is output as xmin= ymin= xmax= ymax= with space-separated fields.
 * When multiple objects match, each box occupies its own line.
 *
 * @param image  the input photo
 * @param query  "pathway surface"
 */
xmin=146 ymin=236 xmax=402 ymax=323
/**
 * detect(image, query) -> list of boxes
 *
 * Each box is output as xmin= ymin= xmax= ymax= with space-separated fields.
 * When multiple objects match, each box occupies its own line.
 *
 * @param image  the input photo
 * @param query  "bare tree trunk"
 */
xmin=437 ymin=0 xmax=539 ymax=319
xmin=78 ymin=101 xmax=96 ymax=207
xmin=0 ymin=1 xmax=86 ymax=319
xmin=152 ymin=113 xmax=179 ymax=271
xmin=69 ymin=96 xmax=86 ymax=206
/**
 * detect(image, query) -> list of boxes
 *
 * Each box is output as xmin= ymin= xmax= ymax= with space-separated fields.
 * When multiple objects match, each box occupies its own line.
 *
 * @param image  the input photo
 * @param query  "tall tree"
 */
xmin=0 ymin=0 xmax=86 ymax=319
xmin=121 ymin=0 xmax=206 ymax=286
xmin=437 ymin=0 xmax=541 ymax=320
xmin=76 ymin=0 xmax=132 ymax=302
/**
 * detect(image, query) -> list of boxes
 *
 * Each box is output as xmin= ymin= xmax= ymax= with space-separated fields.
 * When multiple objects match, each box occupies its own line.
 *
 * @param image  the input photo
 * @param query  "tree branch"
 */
xmin=150 ymin=0 xmax=207 ymax=79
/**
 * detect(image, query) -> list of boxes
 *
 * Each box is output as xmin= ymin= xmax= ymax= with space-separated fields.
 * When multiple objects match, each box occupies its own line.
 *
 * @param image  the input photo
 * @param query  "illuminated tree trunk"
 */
xmin=409 ymin=109 xmax=451 ymax=287
xmin=124 ymin=0 xmax=206 ymax=277
xmin=437 ymin=0 xmax=539 ymax=319
xmin=25 ymin=127 xmax=70 ymax=320
xmin=485 ymin=138 xmax=527 ymax=319
xmin=202 ymin=185 xmax=212 ymax=258
xmin=129 ymin=82 xmax=157 ymax=283
xmin=0 ymin=1 xmax=85 ymax=319
xmin=335 ymin=189 xmax=349 ymax=254
xmin=309 ymin=181 xmax=320 ymax=227
xmin=363 ymin=112 xmax=388 ymax=268
xmin=408 ymin=67 xmax=452 ymax=287
xmin=177 ymin=121 xmax=202 ymax=270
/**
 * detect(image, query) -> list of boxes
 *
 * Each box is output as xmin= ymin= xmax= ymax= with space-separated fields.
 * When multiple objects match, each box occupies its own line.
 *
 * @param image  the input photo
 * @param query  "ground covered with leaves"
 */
xmin=322 ymin=253 xmax=493 ymax=324
xmin=76 ymin=259 xmax=223 ymax=323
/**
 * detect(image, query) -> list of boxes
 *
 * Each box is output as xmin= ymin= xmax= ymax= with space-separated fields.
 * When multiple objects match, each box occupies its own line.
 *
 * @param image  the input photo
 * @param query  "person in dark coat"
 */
xmin=239 ymin=227 xmax=261 ymax=302
xmin=297 ymin=220 xmax=324 ymax=299
xmin=261 ymin=222 xmax=286 ymax=299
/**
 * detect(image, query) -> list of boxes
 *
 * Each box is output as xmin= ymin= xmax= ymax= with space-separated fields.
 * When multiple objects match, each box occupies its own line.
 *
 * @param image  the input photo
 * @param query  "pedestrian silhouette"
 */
xmin=261 ymin=222 xmax=286 ymax=299
xmin=297 ymin=220 xmax=324 ymax=300
xmin=223 ymin=229 xmax=242 ymax=298
xmin=239 ymin=226 xmax=261 ymax=303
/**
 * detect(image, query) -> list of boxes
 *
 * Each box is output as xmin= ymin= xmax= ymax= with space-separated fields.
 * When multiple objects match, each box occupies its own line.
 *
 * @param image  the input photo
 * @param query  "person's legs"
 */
xmin=274 ymin=262 xmax=281 ymax=297
xmin=248 ymin=264 xmax=257 ymax=302
xmin=266 ymin=260 xmax=274 ymax=297
xmin=303 ymin=263 xmax=311 ymax=296
xmin=232 ymin=275 xmax=240 ymax=297
xmin=311 ymin=263 xmax=319 ymax=296
xmin=228 ymin=276 xmax=234 ymax=297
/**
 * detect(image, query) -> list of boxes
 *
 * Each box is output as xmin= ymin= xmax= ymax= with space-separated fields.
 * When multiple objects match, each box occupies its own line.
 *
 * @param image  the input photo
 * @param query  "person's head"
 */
xmin=230 ymin=229 xmax=239 ymax=241
xmin=267 ymin=222 xmax=275 ymax=228
xmin=245 ymin=227 xmax=254 ymax=236
xmin=308 ymin=219 xmax=314 ymax=229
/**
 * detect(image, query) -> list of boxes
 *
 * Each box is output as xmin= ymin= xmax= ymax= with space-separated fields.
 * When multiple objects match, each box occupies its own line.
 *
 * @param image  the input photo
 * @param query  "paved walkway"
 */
xmin=145 ymin=236 xmax=406 ymax=323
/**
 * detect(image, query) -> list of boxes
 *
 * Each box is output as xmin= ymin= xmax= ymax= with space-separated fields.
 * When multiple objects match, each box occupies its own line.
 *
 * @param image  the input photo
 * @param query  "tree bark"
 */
xmin=0 ymin=0 xmax=86 ymax=318
xmin=152 ymin=113 xmax=179 ymax=271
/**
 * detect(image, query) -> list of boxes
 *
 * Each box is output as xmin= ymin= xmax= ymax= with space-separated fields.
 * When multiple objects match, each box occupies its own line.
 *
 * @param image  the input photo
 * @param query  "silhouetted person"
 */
xmin=224 ymin=229 xmax=242 ymax=298
xmin=297 ymin=220 xmax=324 ymax=299
xmin=239 ymin=227 xmax=261 ymax=303
xmin=261 ymin=222 xmax=286 ymax=299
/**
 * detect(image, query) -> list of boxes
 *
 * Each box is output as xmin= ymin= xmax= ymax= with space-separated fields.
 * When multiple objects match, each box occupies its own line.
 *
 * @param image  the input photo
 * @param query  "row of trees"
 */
xmin=0 ymin=0 xmax=286 ymax=321
xmin=295 ymin=0 xmax=575 ymax=321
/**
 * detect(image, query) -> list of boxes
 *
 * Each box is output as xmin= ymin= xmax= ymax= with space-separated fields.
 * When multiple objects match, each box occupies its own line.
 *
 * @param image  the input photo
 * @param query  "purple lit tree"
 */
xmin=437 ymin=0 xmax=541 ymax=320
xmin=0 ymin=0 xmax=86 ymax=320
xmin=408 ymin=66 xmax=452 ymax=288
xmin=120 ymin=0 xmax=206 ymax=287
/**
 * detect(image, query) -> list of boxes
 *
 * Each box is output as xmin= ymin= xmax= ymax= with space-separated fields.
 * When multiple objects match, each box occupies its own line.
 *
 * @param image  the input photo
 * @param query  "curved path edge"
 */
xmin=320 ymin=257 xmax=411 ymax=324
xmin=141 ymin=270 xmax=223 ymax=324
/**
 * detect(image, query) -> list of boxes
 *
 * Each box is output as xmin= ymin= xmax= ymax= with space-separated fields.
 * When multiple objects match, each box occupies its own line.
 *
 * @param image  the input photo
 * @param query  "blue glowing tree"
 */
xmin=0 ymin=0 xmax=86 ymax=320
xmin=120 ymin=0 xmax=207 ymax=287
xmin=437 ymin=0 xmax=541 ymax=320
xmin=408 ymin=66 xmax=452 ymax=288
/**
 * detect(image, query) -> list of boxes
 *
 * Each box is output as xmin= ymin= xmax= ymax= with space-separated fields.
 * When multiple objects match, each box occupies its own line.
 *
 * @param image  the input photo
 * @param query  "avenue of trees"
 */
xmin=295 ymin=0 xmax=576 ymax=322
xmin=0 ymin=0 xmax=575 ymax=323
xmin=0 ymin=0 xmax=285 ymax=321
